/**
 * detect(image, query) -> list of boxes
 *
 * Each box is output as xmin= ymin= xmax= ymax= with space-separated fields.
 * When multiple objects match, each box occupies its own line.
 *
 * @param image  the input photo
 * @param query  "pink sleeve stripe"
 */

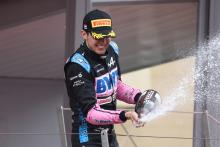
xmin=86 ymin=104 xmax=123 ymax=125
xmin=116 ymin=80 xmax=141 ymax=104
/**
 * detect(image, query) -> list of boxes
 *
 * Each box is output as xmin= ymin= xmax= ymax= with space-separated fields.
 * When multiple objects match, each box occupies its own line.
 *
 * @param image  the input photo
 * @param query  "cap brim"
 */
xmin=91 ymin=29 xmax=116 ymax=39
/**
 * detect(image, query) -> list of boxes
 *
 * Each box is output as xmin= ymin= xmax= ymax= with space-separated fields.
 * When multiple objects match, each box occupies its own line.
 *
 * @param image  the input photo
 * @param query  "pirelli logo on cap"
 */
xmin=91 ymin=19 xmax=111 ymax=28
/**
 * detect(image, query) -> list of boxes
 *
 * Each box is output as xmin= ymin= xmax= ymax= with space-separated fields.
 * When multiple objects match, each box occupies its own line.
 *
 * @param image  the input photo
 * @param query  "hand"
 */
xmin=125 ymin=111 xmax=145 ymax=128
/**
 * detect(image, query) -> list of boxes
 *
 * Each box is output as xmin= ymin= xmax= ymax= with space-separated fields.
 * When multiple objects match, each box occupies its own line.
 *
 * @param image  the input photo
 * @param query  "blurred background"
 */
xmin=0 ymin=0 xmax=220 ymax=147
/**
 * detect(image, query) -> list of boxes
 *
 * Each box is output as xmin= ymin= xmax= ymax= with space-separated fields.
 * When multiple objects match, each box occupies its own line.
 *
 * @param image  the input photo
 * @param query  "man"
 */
xmin=64 ymin=9 xmax=146 ymax=147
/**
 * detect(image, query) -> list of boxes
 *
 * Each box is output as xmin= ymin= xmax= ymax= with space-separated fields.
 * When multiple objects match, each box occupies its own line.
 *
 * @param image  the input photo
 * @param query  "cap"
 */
xmin=82 ymin=9 xmax=116 ymax=39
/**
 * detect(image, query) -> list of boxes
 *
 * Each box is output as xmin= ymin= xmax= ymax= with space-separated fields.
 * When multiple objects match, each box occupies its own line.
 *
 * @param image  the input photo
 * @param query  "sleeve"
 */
xmin=64 ymin=63 xmax=127 ymax=125
xmin=86 ymin=104 xmax=127 ymax=125
xmin=116 ymin=80 xmax=142 ymax=104
xmin=64 ymin=63 xmax=96 ymax=115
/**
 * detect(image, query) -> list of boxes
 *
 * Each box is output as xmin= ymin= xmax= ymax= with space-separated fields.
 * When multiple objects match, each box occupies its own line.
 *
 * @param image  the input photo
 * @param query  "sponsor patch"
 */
xmin=96 ymin=67 xmax=105 ymax=73
xmin=91 ymin=19 xmax=111 ymax=28
xmin=95 ymin=67 xmax=118 ymax=97
xmin=79 ymin=110 xmax=88 ymax=143
xmin=94 ymin=119 xmax=112 ymax=124
xmin=70 ymin=72 xmax=83 ymax=81
xmin=97 ymin=96 xmax=112 ymax=105
xmin=73 ymin=80 xmax=85 ymax=87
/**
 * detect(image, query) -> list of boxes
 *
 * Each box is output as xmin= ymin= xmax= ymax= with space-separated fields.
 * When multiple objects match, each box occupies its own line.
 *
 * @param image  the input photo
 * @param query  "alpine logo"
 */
xmin=108 ymin=57 xmax=115 ymax=68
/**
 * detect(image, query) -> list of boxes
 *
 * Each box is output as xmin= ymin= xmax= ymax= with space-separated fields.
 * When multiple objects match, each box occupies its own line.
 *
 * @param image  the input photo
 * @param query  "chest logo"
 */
xmin=95 ymin=67 xmax=118 ymax=97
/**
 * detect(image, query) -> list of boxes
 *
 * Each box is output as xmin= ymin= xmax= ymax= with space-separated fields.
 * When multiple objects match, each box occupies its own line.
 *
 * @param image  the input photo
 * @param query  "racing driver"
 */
xmin=64 ymin=9 xmax=144 ymax=147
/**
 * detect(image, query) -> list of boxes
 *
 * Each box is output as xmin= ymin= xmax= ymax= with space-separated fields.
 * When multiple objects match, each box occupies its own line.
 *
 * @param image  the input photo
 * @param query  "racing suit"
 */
xmin=64 ymin=41 xmax=141 ymax=147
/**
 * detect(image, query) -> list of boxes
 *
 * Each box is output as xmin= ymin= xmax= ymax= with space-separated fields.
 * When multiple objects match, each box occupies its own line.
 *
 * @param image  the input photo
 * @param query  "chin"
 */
xmin=96 ymin=50 xmax=106 ymax=55
xmin=95 ymin=48 xmax=107 ymax=55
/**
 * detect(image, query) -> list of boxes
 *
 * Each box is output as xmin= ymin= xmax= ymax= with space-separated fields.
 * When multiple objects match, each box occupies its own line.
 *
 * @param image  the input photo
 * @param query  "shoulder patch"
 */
xmin=109 ymin=41 xmax=119 ymax=55
xmin=70 ymin=53 xmax=90 ymax=73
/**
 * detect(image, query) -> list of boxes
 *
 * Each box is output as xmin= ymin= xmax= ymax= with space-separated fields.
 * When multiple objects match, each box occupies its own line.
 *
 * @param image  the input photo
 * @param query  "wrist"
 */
xmin=119 ymin=111 xmax=128 ymax=122
xmin=125 ymin=111 xmax=133 ymax=120
xmin=134 ymin=92 xmax=142 ymax=103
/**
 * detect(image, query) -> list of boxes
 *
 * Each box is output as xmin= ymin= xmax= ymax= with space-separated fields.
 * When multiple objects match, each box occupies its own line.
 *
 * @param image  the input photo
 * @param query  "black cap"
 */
xmin=82 ymin=9 xmax=116 ymax=39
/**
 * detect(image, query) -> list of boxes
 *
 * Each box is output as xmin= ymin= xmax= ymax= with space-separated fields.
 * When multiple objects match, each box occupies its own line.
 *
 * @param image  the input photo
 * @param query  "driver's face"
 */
xmin=81 ymin=30 xmax=111 ymax=55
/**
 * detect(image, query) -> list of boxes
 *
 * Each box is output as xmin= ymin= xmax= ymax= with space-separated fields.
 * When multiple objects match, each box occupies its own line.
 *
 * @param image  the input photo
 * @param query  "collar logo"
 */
xmin=108 ymin=57 xmax=115 ymax=68
xmin=91 ymin=19 xmax=111 ymax=28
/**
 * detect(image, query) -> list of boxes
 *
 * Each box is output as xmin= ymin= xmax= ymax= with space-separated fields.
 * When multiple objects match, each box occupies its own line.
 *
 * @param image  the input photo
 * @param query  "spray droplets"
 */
xmin=140 ymin=34 xmax=220 ymax=123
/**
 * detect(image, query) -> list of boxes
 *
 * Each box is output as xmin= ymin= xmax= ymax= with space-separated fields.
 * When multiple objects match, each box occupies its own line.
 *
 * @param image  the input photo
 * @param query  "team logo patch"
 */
xmin=108 ymin=57 xmax=115 ymax=68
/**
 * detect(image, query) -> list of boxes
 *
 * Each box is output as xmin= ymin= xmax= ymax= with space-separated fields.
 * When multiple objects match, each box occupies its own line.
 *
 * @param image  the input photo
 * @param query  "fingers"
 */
xmin=135 ymin=121 xmax=145 ymax=128
xmin=125 ymin=111 xmax=145 ymax=127
xmin=125 ymin=111 xmax=138 ymax=122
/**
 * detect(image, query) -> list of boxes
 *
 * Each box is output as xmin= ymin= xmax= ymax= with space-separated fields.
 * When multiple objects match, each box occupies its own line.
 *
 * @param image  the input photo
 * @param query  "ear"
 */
xmin=81 ymin=30 xmax=88 ymax=40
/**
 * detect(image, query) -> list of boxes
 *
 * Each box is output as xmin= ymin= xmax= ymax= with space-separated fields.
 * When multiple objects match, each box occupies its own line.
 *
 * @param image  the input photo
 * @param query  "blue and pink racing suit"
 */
xmin=64 ymin=41 xmax=141 ymax=147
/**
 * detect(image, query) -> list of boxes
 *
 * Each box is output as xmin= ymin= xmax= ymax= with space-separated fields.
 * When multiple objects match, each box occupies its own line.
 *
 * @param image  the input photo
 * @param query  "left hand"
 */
xmin=125 ymin=111 xmax=145 ymax=127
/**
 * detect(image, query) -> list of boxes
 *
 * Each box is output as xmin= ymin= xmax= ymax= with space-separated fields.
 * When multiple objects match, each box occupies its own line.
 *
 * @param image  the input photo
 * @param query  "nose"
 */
xmin=99 ymin=37 xmax=110 ymax=43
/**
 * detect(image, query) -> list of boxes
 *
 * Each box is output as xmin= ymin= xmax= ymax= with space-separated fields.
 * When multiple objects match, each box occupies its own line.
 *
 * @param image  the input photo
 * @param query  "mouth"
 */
xmin=96 ymin=44 xmax=106 ymax=50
